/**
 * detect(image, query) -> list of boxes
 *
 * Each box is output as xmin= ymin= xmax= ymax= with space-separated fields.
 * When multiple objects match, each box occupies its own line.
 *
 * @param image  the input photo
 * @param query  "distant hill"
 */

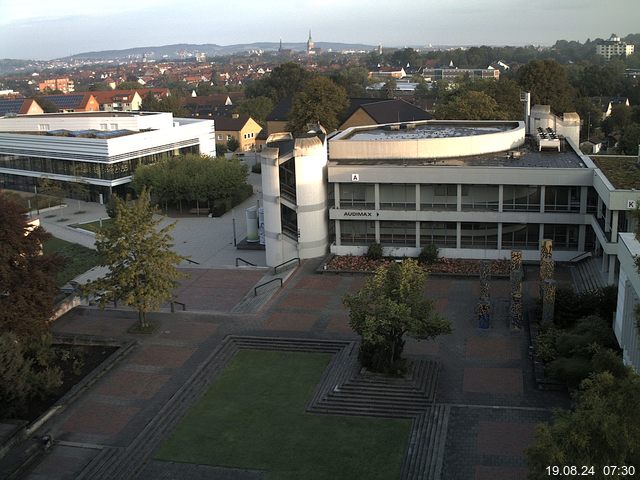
xmin=59 ymin=42 xmax=378 ymax=61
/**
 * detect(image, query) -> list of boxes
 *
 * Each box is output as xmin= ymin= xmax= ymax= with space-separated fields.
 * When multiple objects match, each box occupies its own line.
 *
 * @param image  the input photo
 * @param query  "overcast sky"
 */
xmin=1 ymin=0 xmax=639 ymax=60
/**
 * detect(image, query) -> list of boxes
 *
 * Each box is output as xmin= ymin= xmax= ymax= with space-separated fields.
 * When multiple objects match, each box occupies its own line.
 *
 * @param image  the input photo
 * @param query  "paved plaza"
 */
xmin=12 ymin=257 xmax=570 ymax=480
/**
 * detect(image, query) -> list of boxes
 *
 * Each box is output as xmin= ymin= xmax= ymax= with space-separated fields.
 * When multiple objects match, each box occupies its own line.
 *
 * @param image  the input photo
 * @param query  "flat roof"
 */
xmin=330 ymin=143 xmax=586 ymax=169
xmin=344 ymin=122 xmax=517 ymax=141
xmin=6 ymin=111 xmax=162 ymax=119
xmin=592 ymin=155 xmax=640 ymax=189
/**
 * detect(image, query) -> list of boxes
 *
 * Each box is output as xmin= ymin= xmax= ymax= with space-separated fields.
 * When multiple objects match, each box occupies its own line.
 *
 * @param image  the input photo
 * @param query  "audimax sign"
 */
xmin=342 ymin=211 xmax=379 ymax=217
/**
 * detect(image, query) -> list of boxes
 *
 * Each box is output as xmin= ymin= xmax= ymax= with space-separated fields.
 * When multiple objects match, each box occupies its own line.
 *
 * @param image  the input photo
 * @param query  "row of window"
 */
xmin=339 ymin=221 xmax=579 ymax=250
xmin=337 ymin=183 xmax=593 ymax=213
xmin=0 ymin=146 xmax=199 ymax=181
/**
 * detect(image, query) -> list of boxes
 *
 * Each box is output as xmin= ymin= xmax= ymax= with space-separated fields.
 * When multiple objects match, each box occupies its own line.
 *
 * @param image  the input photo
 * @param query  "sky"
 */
xmin=0 ymin=0 xmax=639 ymax=60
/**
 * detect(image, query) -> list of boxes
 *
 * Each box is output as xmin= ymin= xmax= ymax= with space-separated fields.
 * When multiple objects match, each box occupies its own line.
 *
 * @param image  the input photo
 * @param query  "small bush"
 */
xmin=535 ymin=325 xmax=559 ymax=363
xmin=366 ymin=243 xmax=383 ymax=260
xmin=418 ymin=244 xmax=439 ymax=265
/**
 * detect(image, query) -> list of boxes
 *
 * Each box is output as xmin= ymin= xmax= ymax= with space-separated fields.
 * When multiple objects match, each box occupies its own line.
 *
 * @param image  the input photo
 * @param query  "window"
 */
xmin=546 ymin=224 xmax=578 ymax=250
xmin=227 ymin=135 xmax=232 ymax=141
xmin=502 ymin=223 xmax=540 ymax=249
xmin=110 ymin=123 xmax=118 ymax=130
xmin=379 ymin=184 xmax=415 ymax=210
xmin=544 ymin=186 xmax=580 ymax=212
xmin=217 ymin=134 xmax=223 ymax=140
xmin=503 ymin=186 xmax=541 ymax=212
xmin=99 ymin=123 xmax=108 ymax=131
xmin=339 ymin=183 xmax=375 ymax=209
xmin=461 ymin=185 xmax=499 ymax=211
xmin=420 ymin=222 xmax=456 ymax=248
xmin=281 ymin=204 xmax=298 ymax=240
xmin=38 ymin=124 xmax=50 ymax=131
xmin=380 ymin=221 xmax=416 ymax=246
xmin=421 ymin=184 xmax=457 ymax=210
xmin=461 ymin=223 xmax=498 ymax=249
xmin=340 ymin=220 xmax=375 ymax=245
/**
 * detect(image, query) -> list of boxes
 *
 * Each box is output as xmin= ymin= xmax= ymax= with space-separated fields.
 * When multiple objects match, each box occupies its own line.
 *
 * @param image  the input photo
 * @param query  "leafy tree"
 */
xmin=227 ymin=136 xmax=240 ymax=152
xmin=620 ymin=123 xmax=640 ymax=155
xmin=527 ymin=370 xmax=640 ymax=478
xmin=390 ymin=48 xmax=421 ymax=69
xmin=118 ymin=81 xmax=143 ymax=90
xmin=380 ymin=78 xmax=397 ymax=99
xmin=0 ymin=192 xmax=60 ymax=340
xmin=435 ymin=90 xmax=503 ymax=120
xmin=34 ymin=96 xmax=59 ymax=113
xmin=414 ymin=81 xmax=432 ymax=103
xmin=343 ymin=259 xmax=452 ymax=373
xmin=517 ymin=59 xmax=575 ymax=113
xmin=245 ymin=62 xmax=313 ymax=103
xmin=332 ymin=66 xmax=370 ymax=97
xmin=84 ymin=188 xmax=185 ymax=328
xmin=237 ymin=96 xmax=274 ymax=127
xmin=140 ymin=93 xmax=187 ymax=117
xmin=287 ymin=76 xmax=348 ymax=133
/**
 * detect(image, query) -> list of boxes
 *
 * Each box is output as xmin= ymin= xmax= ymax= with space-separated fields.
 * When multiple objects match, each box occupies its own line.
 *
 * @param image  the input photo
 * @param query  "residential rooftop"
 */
xmin=592 ymin=155 xmax=640 ymax=190
xmin=344 ymin=121 xmax=516 ymax=141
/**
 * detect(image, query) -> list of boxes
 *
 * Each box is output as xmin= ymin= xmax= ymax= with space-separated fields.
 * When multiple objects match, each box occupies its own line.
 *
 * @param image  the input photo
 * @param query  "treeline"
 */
xmin=131 ymin=154 xmax=251 ymax=215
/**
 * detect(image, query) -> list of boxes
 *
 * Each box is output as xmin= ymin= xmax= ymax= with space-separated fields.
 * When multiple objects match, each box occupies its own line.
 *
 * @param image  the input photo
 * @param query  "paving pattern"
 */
xmin=18 ymin=261 xmax=572 ymax=480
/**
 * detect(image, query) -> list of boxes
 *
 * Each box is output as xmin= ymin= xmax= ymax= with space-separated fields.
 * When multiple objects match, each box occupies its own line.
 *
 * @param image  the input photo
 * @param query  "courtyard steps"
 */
xmin=570 ymin=257 xmax=607 ymax=293
xmin=400 ymin=405 xmax=450 ymax=480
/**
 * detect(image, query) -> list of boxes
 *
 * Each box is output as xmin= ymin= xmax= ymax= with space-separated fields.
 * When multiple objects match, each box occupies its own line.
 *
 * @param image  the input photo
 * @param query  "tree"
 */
xmin=333 ymin=66 xmax=370 ymax=97
xmin=435 ymin=90 xmax=504 ymax=120
xmin=517 ymin=59 xmax=576 ymax=113
xmin=343 ymin=259 xmax=452 ymax=373
xmin=84 ymin=188 xmax=185 ymax=328
xmin=381 ymin=78 xmax=397 ymax=99
xmin=245 ymin=62 xmax=313 ymax=103
xmin=237 ymin=96 xmax=274 ymax=127
xmin=140 ymin=93 xmax=187 ymax=117
xmin=620 ymin=123 xmax=640 ymax=155
xmin=287 ymin=76 xmax=348 ymax=133
xmin=527 ymin=370 xmax=640 ymax=478
xmin=0 ymin=192 xmax=60 ymax=340
xmin=227 ymin=136 xmax=240 ymax=152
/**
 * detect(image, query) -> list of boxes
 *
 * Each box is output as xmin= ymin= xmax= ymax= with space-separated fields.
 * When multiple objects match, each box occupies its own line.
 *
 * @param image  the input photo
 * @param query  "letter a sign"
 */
xmin=351 ymin=173 xmax=360 ymax=182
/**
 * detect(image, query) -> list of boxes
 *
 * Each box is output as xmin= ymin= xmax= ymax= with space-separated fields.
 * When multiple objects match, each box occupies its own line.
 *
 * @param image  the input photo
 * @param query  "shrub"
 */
xmin=216 ymin=143 xmax=228 ymax=154
xmin=553 ymin=286 xmax=618 ymax=329
xmin=366 ymin=242 xmax=383 ymax=260
xmin=535 ymin=325 xmax=559 ymax=363
xmin=418 ymin=244 xmax=439 ymax=265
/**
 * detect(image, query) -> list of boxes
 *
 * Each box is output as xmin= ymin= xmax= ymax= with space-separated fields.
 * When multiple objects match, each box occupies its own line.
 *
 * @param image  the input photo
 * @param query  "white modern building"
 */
xmin=596 ymin=34 xmax=635 ymax=60
xmin=614 ymin=233 xmax=640 ymax=371
xmin=0 ymin=111 xmax=215 ymax=201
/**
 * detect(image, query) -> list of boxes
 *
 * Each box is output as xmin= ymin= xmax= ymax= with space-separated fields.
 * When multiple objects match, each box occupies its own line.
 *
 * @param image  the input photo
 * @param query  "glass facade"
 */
xmin=461 ymin=185 xmax=499 ymax=211
xmin=379 ymin=184 xmax=415 ymax=210
xmin=502 ymin=223 xmax=540 ymax=249
xmin=340 ymin=220 xmax=375 ymax=245
xmin=420 ymin=184 xmax=457 ymax=210
xmin=544 ymin=186 xmax=581 ymax=212
xmin=278 ymin=158 xmax=296 ymax=202
xmin=503 ymin=185 xmax=541 ymax=212
xmin=281 ymin=204 xmax=298 ymax=240
xmin=380 ymin=221 xmax=416 ymax=246
xmin=340 ymin=183 xmax=375 ymax=209
xmin=0 ymin=146 xmax=199 ymax=181
xmin=546 ymin=224 xmax=579 ymax=250
xmin=420 ymin=222 xmax=457 ymax=248
xmin=461 ymin=223 xmax=499 ymax=249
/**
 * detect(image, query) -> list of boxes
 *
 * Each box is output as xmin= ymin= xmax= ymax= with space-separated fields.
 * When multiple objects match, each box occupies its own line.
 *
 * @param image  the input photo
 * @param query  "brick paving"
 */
xmin=18 ymin=261 xmax=573 ymax=480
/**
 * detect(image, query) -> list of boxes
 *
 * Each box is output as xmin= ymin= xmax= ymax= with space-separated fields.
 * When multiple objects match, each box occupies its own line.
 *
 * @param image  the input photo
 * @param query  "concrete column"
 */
xmin=578 ymin=224 xmax=586 ymax=251
xmin=456 ymin=222 xmax=461 ymax=249
xmin=579 ymin=186 xmax=588 ymax=214
xmin=605 ymin=208 xmax=611 ymax=233
xmin=415 ymin=184 xmax=420 ymax=211
xmin=415 ymin=221 xmax=420 ymax=248
xmin=375 ymin=220 xmax=380 ymax=243
xmin=539 ymin=223 xmax=545 ymax=245
xmin=611 ymin=210 xmax=619 ymax=241
xmin=457 ymin=184 xmax=462 ymax=212
xmin=608 ymin=255 xmax=616 ymax=285
xmin=335 ymin=220 xmax=341 ymax=246
xmin=540 ymin=185 xmax=546 ymax=213
xmin=602 ymin=253 xmax=608 ymax=273
xmin=597 ymin=197 xmax=603 ymax=218
xmin=497 ymin=223 xmax=503 ymax=250
xmin=498 ymin=185 xmax=504 ymax=213
xmin=334 ymin=183 xmax=340 ymax=209
xmin=374 ymin=183 xmax=380 ymax=210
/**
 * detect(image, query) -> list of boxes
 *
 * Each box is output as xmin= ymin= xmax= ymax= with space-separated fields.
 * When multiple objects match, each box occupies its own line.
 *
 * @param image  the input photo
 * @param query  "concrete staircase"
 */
xmin=570 ymin=257 xmax=607 ymax=293
xmin=400 ymin=405 xmax=450 ymax=480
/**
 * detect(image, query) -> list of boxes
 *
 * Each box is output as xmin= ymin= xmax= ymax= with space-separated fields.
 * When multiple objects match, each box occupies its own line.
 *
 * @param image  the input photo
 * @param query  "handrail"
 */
xmin=236 ymin=257 xmax=257 ymax=267
xmin=184 ymin=258 xmax=200 ymax=265
xmin=170 ymin=301 xmax=186 ymax=312
xmin=568 ymin=251 xmax=592 ymax=263
xmin=254 ymin=278 xmax=283 ymax=296
xmin=273 ymin=257 xmax=300 ymax=275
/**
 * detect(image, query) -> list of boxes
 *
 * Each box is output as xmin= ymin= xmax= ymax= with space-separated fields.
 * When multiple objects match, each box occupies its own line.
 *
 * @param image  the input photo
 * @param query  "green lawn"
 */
xmin=155 ymin=350 xmax=411 ymax=480
xmin=71 ymin=218 xmax=113 ymax=233
xmin=43 ymin=237 xmax=102 ymax=287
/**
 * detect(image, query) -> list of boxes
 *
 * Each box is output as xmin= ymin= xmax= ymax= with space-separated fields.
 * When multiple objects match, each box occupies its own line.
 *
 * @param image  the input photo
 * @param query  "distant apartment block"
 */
xmin=38 ymin=78 xmax=75 ymax=94
xmin=421 ymin=67 xmax=500 ymax=81
xmin=596 ymin=34 xmax=635 ymax=60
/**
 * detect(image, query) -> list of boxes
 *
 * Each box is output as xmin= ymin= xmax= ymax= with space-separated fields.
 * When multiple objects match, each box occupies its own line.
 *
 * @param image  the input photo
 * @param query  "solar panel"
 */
xmin=43 ymin=94 xmax=84 ymax=109
xmin=0 ymin=99 xmax=25 ymax=115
